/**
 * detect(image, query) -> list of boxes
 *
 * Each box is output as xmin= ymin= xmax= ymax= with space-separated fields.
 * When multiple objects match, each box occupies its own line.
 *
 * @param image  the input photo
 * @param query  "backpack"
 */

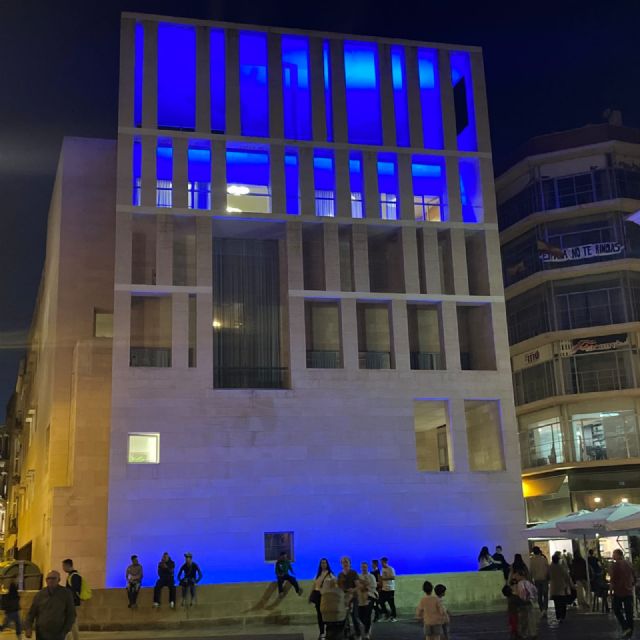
xmin=68 ymin=572 xmax=92 ymax=601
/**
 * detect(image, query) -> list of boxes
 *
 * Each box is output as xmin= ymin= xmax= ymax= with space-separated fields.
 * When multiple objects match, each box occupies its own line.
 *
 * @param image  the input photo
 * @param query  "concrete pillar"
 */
xmin=490 ymin=301 xmax=511 ymax=373
xmin=196 ymin=216 xmax=212 ymax=287
xmin=450 ymin=228 xmax=469 ymax=295
xmin=397 ymin=154 xmax=414 ymax=221
xmin=268 ymin=33 xmax=284 ymax=139
xmin=323 ymin=224 xmax=341 ymax=291
xmin=335 ymin=149 xmax=351 ymax=218
xmin=330 ymin=39 xmax=348 ymax=143
xmin=480 ymin=157 xmax=497 ymax=224
xmin=115 ymin=214 xmax=133 ymax=285
xmin=288 ymin=296 xmax=307 ymax=375
xmin=118 ymin=19 xmax=135 ymax=127
xmin=448 ymin=398 xmax=470 ymax=473
xmin=446 ymin=157 xmax=462 ymax=222
xmin=485 ymin=229 xmax=505 ymax=297
xmin=441 ymin=300 xmax=461 ymax=371
xmin=363 ymin=151 xmax=379 ymax=220
xmin=299 ymin=148 xmax=315 ymax=216
xmin=156 ymin=214 xmax=173 ymax=286
xmin=116 ymin=134 xmax=133 ymax=206
xmin=352 ymin=225 xmax=370 ymax=292
xmin=402 ymin=227 xmax=420 ymax=294
xmin=196 ymin=291 xmax=213 ymax=384
xmin=172 ymin=138 xmax=189 ymax=210
xmin=379 ymin=43 xmax=396 ymax=147
xmin=225 ymin=29 xmax=241 ymax=135
xmin=270 ymin=145 xmax=286 ymax=214
xmin=286 ymin=222 xmax=304 ymax=290
xmin=141 ymin=136 xmax=156 ymax=207
xmin=340 ymin=298 xmax=359 ymax=371
xmin=391 ymin=300 xmax=410 ymax=371
xmin=172 ymin=292 xmax=189 ymax=369
xmin=211 ymin=141 xmax=227 ymax=214
xmin=112 ymin=290 xmax=132 ymax=371
xmin=309 ymin=37 xmax=327 ymax=141
xmin=196 ymin=25 xmax=211 ymax=133
xmin=405 ymin=46 xmax=424 ymax=149
xmin=438 ymin=49 xmax=457 ymax=151
xmin=142 ymin=21 xmax=158 ymax=129
xmin=421 ymin=227 xmax=441 ymax=294
xmin=470 ymin=51 xmax=491 ymax=153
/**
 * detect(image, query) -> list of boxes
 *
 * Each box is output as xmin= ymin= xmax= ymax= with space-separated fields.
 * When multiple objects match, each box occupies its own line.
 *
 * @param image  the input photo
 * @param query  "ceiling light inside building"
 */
xmin=226 ymin=206 xmax=242 ymax=213
xmin=227 ymin=185 xmax=250 ymax=196
xmin=621 ymin=498 xmax=629 ymax=503
xmin=594 ymin=496 xmax=602 ymax=503
xmin=212 ymin=319 xmax=222 ymax=329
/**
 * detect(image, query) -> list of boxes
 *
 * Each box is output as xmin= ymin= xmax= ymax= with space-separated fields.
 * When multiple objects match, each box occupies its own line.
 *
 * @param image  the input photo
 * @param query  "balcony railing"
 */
xmin=214 ymin=367 xmax=289 ymax=389
xmin=130 ymin=347 xmax=172 ymax=368
xmin=306 ymin=351 xmax=342 ymax=369
xmin=410 ymin=351 xmax=443 ymax=370
xmin=359 ymin=351 xmax=391 ymax=369
xmin=564 ymin=366 xmax=632 ymax=395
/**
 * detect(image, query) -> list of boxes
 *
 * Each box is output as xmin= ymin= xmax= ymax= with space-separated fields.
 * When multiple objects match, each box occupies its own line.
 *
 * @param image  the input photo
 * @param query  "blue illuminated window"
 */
xmin=378 ymin=154 xmax=398 ymax=220
xmin=412 ymin=156 xmax=447 ymax=221
xmin=459 ymin=158 xmax=483 ymax=223
xmin=134 ymin=23 xmax=143 ymax=127
xmin=450 ymin=52 xmax=477 ymax=151
xmin=417 ymin=49 xmax=443 ymax=149
xmin=314 ymin=151 xmax=335 ymax=217
xmin=188 ymin=143 xmax=211 ymax=210
xmin=285 ymin=150 xmax=300 ymax=214
xmin=210 ymin=29 xmax=226 ymax=133
xmin=226 ymin=146 xmax=271 ymax=213
xmin=344 ymin=41 xmax=382 ymax=145
xmin=156 ymin=141 xmax=173 ymax=207
xmin=281 ymin=36 xmax=311 ymax=140
xmin=239 ymin=31 xmax=269 ymax=138
xmin=390 ymin=46 xmax=410 ymax=147
xmin=349 ymin=152 xmax=364 ymax=218
xmin=323 ymin=42 xmax=333 ymax=141
xmin=132 ymin=139 xmax=141 ymax=205
xmin=157 ymin=23 xmax=196 ymax=130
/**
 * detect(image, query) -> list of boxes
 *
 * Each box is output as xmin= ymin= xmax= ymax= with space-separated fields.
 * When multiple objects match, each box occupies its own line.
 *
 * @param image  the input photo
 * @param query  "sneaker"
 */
xmin=389 ymin=617 xmax=398 ymax=622
xmin=153 ymin=602 xmax=160 ymax=608
xmin=170 ymin=601 xmax=175 ymax=609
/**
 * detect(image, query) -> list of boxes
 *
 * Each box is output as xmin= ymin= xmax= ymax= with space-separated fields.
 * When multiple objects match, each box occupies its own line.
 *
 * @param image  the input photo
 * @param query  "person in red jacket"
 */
xmin=610 ymin=549 xmax=636 ymax=638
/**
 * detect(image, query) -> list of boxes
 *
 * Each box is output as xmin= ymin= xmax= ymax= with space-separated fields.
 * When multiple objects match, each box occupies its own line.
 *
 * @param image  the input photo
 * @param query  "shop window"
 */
xmin=128 ymin=433 xmax=160 ymax=464
xmin=413 ymin=400 xmax=452 ymax=471
xmin=465 ymin=400 xmax=505 ymax=471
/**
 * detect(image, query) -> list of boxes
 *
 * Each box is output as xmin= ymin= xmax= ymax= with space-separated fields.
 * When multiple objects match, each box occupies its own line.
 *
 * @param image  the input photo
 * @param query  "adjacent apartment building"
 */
xmin=496 ymin=116 xmax=640 ymax=524
xmin=6 ymin=13 xmax=525 ymax=587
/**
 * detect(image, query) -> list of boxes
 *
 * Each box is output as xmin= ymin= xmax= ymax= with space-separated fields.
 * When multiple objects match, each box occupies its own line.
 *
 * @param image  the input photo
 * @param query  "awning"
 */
xmin=522 ymin=474 xmax=567 ymax=498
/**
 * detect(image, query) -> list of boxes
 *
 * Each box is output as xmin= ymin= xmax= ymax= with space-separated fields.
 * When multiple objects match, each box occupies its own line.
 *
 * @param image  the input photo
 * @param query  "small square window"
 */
xmin=264 ymin=531 xmax=294 ymax=563
xmin=94 ymin=311 xmax=113 ymax=338
xmin=128 ymin=433 xmax=160 ymax=464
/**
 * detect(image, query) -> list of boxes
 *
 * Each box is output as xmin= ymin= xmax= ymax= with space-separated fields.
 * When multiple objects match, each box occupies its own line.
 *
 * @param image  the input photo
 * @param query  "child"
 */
xmin=434 ymin=584 xmax=450 ymax=640
xmin=502 ymin=584 xmax=519 ymax=640
xmin=416 ymin=580 xmax=447 ymax=640
xmin=0 ymin=582 xmax=22 ymax=638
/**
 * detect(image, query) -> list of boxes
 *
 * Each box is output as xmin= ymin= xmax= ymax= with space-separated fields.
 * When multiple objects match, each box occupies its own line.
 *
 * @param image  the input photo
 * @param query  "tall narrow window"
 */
xmin=305 ymin=301 xmax=342 ymax=368
xmin=408 ymin=304 xmax=444 ymax=370
xmin=156 ymin=141 xmax=173 ymax=207
xmin=344 ymin=41 xmax=382 ymax=145
xmin=378 ymin=154 xmax=398 ymax=220
xmin=390 ymin=46 xmax=410 ymax=147
xmin=413 ymin=400 xmax=452 ymax=471
xmin=188 ymin=143 xmax=211 ymax=210
xmin=285 ymin=150 xmax=300 ymax=214
xmin=131 ymin=215 xmax=156 ymax=284
xmin=349 ymin=153 xmax=364 ymax=218
xmin=314 ymin=151 xmax=335 ymax=217
xmin=157 ymin=23 xmax=196 ymax=130
xmin=134 ymin=23 xmax=144 ymax=127
xmin=281 ymin=36 xmax=311 ymax=140
xmin=188 ymin=294 xmax=197 ymax=368
xmin=239 ymin=31 xmax=269 ymax=137
xmin=132 ymin=138 xmax=142 ymax=205
xmin=323 ymin=41 xmax=333 ymax=141
xmin=412 ymin=156 xmax=447 ymax=221
xmin=226 ymin=146 xmax=271 ymax=213
xmin=459 ymin=158 xmax=483 ymax=223
xmin=357 ymin=303 xmax=393 ymax=369
xmin=130 ymin=296 xmax=172 ymax=367
xmin=457 ymin=305 xmax=496 ymax=370
xmin=210 ymin=29 xmax=226 ymax=133
xmin=417 ymin=49 xmax=443 ymax=149
xmin=450 ymin=52 xmax=477 ymax=151
xmin=465 ymin=400 xmax=505 ymax=471
xmin=173 ymin=217 xmax=196 ymax=286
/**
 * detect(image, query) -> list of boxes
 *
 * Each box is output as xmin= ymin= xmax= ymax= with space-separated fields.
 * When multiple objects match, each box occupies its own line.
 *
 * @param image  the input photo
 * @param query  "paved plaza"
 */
xmin=78 ymin=609 xmax=635 ymax=640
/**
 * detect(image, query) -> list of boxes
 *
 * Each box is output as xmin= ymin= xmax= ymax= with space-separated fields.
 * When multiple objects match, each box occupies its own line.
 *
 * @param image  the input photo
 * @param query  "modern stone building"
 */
xmin=496 ymin=116 xmax=640 ymax=525
xmin=7 ymin=12 xmax=524 ymax=587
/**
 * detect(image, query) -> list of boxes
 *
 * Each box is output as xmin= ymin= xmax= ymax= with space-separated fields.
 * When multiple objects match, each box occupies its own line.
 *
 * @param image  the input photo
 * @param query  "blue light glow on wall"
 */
xmin=323 ymin=41 xmax=333 ymax=141
xmin=390 ymin=46 xmax=410 ymax=147
xmin=450 ymin=52 xmax=477 ymax=152
xmin=134 ymin=23 xmax=144 ymax=127
xmin=132 ymin=139 xmax=141 ymax=205
xmin=157 ymin=23 xmax=196 ymax=130
xmin=188 ymin=143 xmax=211 ymax=209
xmin=417 ymin=49 xmax=443 ymax=149
xmin=281 ymin=36 xmax=312 ymax=140
xmin=239 ymin=31 xmax=269 ymax=138
xmin=210 ymin=29 xmax=226 ymax=133
xmin=314 ymin=150 xmax=335 ymax=216
xmin=226 ymin=146 xmax=270 ymax=186
xmin=156 ymin=141 xmax=173 ymax=180
xmin=284 ymin=150 xmax=299 ymax=214
xmin=459 ymin=158 xmax=483 ymax=223
xmin=413 ymin=155 xmax=447 ymax=221
xmin=378 ymin=153 xmax=399 ymax=220
xmin=344 ymin=41 xmax=382 ymax=145
xmin=349 ymin=151 xmax=364 ymax=218
xmin=188 ymin=146 xmax=211 ymax=180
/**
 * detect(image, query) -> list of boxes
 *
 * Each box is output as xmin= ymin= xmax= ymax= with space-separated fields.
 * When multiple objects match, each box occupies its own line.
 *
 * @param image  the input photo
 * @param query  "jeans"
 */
xmin=552 ymin=595 xmax=567 ymax=620
xmin=277 ymin=574 xmax=301 ymax=594
xmin=314 ymin=600 xmax=325 ymax=634
xmin=612 ymin=595 xmax=634 ymax=632
xmin=181 ymin=580 xmax=197 ymax=602
xmin=357 ymin=599 xmax=374 ymax=634
xmin=379 ymin=590 xmax=396 ymax=618
xmin=575 ymin=579 xmax=590 ymax=608
xmin=127 ymin=581 xmax=141 ymax=606
xmin=534 ymin=580 xmax=548 ymax=611
xmin=0 ymin=611 xmax=22 ymax=635
xmin=153 ymin=578 xmax=176 ymax=605
xmin=324 ymin=620 xmax=345 ymax=640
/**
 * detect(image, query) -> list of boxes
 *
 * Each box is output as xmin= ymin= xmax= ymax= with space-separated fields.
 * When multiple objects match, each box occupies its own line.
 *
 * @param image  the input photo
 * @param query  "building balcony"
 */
xmin=358 ymin=351 xmax=391 ymax=370
xmin=129 ymin=347 xmax=172 ymax=368
xmin=306 ymin=351 xmax=342 ymax=369
xmin=410 ymin=351 xmax=443 ymax=370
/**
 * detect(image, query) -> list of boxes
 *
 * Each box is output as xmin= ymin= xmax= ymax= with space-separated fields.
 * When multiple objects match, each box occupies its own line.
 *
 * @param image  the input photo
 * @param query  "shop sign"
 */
xmin=562 ymin=333 xmax=628 ymax=356
xmin=539 ymin=241 xmax=623 ymax=263
xmin=512 ymin=343 xmax=554 ymax=371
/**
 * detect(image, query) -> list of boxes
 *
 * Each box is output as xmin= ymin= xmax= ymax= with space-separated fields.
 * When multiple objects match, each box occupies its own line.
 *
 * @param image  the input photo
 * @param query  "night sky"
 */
xmin=1 ymin=0 xmax=639 ymax=411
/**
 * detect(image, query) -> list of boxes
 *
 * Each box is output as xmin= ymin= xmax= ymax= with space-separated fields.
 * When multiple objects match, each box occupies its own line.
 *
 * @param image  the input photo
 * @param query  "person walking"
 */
xmin=25 ymin=570 xmax=76 ymax=640
xmin=511 ymin=570 xmax=538 ymax=640
xmin=508 ymin=554 xmax=530 ymax=583
xmin=125 ymin=555 xmax=143 ymax=608
xmin=434 ymin=585 xmax=449 ymax=640
xmin=415 ymin=580 xmax=447 ymax=640
xmin=370 ymin=559 xmax=383 ymax=623
xmin=153 ymin=552 xmax=176 ymax=608
xmin=62 ymin=559 xmax=83 ymax=640
xmin=610 ymin=549 xmax=635 ymax=638
xmin=177 ymin=553 xmax=202 ymax=607
xmin=275 ymin=552 xmax=303 ymax=597
xmin=356 ymin=562 xmax=377 ymax=640
xmin=337 ymin=557 xmax=360 ymax=635
xmin=320 ymin=577 xmax=348 ymax=640
xmin=570 ymin=551 xmax=590 ymax=609
xmin=529 ymin=546 xmax=550 ymax=615
xmin=379 ymin=557 xmax=397 ymax=622
xmin=309 ymin=558 xmax=334 ymax=640
xmin=0 ymin=582 xmax=22 ymax=638
xmin=549 ymin=551 xmax=572 ymax=623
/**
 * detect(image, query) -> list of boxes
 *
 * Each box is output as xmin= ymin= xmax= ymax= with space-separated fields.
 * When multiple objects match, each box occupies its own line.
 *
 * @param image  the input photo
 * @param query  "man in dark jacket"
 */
xmin=177 ymin=553 xmax=202 ymax=606
xmin=25 ymin=571 xmax=76 ymax=640
xmin=153 ymin=552 xmax=176 ymax=608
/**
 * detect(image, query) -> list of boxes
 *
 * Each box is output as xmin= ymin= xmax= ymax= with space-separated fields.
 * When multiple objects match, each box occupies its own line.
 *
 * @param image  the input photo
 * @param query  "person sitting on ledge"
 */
xmin=275 ymin=552 xmax=303 ymax=597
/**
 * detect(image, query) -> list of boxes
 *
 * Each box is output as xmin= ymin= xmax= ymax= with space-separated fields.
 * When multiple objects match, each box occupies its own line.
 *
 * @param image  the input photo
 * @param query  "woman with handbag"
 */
xmin=310 ymin=558 xmax=335 ymax=640
xmin=549 ymin=551 xmax=573 ymax=622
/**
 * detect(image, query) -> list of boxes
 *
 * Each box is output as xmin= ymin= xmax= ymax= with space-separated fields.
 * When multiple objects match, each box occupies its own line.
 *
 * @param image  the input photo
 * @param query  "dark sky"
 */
xmin=1 ymin=0 xmax=639 ymax=411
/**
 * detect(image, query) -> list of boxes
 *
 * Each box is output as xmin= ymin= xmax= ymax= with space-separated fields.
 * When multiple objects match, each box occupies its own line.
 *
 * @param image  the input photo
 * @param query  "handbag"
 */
xmin=309 ymin=572 xmax=330 ymax=605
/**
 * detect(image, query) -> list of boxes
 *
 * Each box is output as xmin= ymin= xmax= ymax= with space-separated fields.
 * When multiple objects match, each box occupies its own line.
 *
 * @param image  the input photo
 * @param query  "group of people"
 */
xmin=480 ymin=544 xmax=637 ymax=640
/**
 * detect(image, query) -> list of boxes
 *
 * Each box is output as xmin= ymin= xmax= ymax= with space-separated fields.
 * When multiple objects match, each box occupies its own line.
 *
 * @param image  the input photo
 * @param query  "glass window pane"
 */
xmin=465 ymin=400 xmax=505 ymax=471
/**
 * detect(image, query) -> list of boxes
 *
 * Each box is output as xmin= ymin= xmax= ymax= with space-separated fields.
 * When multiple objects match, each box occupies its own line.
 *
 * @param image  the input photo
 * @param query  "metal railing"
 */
xmin=564 ymin=366 xmax=631 ymax=395
xmin=130 ymin=347 xmax=172 ymax=368
xmin=410 ymin=351 xmax=443 ymax=370
xmin=214 ymin=367 xmax=289 ymax=389
xmin=358 ymin=351 xmax=391 ymax=369
xmin=306 ymin=351 xmax=342 ymax=369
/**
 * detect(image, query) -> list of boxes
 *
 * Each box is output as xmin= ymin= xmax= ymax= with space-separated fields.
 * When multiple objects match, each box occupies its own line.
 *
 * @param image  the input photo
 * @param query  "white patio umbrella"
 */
xmin=525 ymin=510 xmax=592 ymax=538
xmin=558 ymin=502 xmax=640 ymax=535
